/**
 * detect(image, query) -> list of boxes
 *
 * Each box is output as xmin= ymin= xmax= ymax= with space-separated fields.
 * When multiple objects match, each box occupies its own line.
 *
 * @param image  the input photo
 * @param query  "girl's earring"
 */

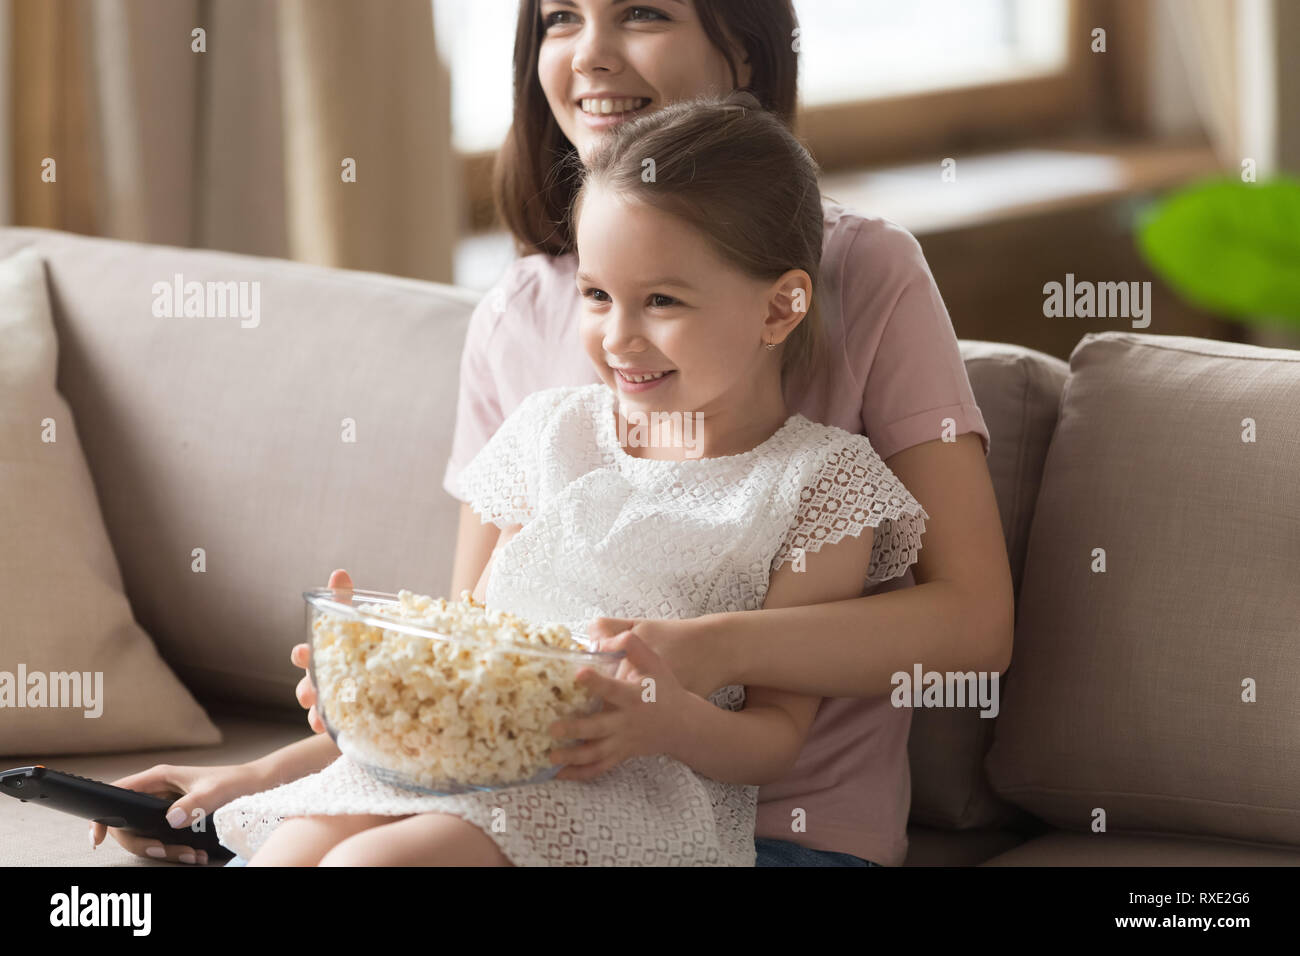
xmin=764 ymin=340 xmax=778 ymax=351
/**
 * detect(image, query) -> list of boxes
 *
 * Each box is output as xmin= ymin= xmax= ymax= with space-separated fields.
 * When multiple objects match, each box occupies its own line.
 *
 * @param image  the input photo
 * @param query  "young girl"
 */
xmin=92 ymin=0 xmax=1007 ymax=869
xmin=210 ymin=92 xmax=928 ymax=866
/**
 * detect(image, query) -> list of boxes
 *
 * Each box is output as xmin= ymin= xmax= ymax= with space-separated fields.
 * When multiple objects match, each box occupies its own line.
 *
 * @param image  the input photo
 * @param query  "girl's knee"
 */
xmin=317 ymin=842 xmax=382 ymax=867
xmin=246 ymin=818 xmax=320 ymax=866
xmin=250 ymin=813 xmax=398 ymax=867
xmin=320 ymin=812 xmax=510 ymax=866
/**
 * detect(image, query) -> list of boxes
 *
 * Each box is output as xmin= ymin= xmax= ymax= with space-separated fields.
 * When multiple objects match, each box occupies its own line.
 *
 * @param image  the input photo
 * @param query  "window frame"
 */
xmin=797 ymin=0 xmax=1095 ymax=169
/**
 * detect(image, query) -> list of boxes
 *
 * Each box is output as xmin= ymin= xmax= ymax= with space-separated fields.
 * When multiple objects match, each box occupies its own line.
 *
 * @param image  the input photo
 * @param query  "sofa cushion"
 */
xmin=0 ymin=228 xmax=477 ymax=715
xmin=0 ymin=712 xmax=308 ymax=866
xmin=986 ymin=331 xmax=1300 ymax=847
xmin=0 ymin=248 xmax=221 ymax=754
xmin=958 ymin=340 xmax=1071 ymax=596
xmin=903 ymin=824 xmax=1028 ymax=866
xmin=979 ymin=830 xmax=1300 ymax=866
xmin=906 ymin=341 xmax=1065 ymax=830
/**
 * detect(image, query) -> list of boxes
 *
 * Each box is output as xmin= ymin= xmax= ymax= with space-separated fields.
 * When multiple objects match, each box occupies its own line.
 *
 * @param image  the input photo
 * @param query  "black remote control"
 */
xmin=0 ymin=765 xmax=232 ymax=858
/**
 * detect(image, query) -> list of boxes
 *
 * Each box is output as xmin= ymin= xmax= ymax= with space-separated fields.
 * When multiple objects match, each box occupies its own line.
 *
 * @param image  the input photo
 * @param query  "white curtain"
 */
xmin=1158 ymin=0 xmax=1277 ymax=174
xmin=1157 ymin=0 xmax=1295 ymax=347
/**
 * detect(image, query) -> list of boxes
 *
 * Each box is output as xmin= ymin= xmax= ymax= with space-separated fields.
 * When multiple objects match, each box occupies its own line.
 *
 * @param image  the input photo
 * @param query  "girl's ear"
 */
xmin=762 ymin=269 xmax=812 ymax=345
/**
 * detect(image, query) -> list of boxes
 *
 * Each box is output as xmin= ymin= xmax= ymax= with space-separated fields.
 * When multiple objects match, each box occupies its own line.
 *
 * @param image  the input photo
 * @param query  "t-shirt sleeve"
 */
xmin=442 ymin=282 xmax=512 ymax=503
xmin=453 ymin=389 xmax=556 ymax=529
xmin=771 ymin=433 xmax=930 ymax=588
xmin=840 ymin=218 xmax=990 ymax=461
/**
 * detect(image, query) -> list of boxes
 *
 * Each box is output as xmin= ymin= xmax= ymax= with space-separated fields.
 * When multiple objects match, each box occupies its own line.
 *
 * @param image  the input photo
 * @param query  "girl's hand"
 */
xmin=549 ymin=632 xmax=693 ymax=782
xmin=291 ymin=568 xmax=354 ymax=734
xmin=586 ymin=616 xmax=723 ymax=700
xmin=88 ymin=762 xmax=267 ymax=864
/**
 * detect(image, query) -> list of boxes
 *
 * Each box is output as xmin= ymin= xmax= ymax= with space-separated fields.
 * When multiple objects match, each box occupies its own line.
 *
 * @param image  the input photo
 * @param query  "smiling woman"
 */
xmin=494 ymin=0 xmax=795 ymax=256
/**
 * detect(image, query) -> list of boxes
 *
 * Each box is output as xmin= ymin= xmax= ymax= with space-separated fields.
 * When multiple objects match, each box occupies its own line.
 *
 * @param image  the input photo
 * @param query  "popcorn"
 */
xmin=311 ymin=590 xmax=605 ymax=792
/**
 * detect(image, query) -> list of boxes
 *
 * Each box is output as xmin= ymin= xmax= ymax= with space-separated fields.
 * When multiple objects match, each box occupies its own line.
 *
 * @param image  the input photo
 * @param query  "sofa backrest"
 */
xmin=986 ymin=332 xmax=1300 ymax=848
xmin=907 ymin=340 xmax=1068 ymax=830
xmin=0 ymin=228 xmax=475 ymax=716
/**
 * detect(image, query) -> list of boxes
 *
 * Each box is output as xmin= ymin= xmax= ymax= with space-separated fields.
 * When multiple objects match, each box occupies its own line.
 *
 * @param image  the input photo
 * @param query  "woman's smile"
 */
xmin=577 ymin=94 xmax=654 ymax=125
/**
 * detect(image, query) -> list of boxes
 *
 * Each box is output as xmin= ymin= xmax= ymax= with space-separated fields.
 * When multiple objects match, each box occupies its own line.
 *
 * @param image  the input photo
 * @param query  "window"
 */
xmin=795 ymin=0 xmax=1069 ymax=104
xmin=434 ymin=0 xmax=1075 ymax=153
xmin=432 ymin=1 xmax=517 ymax=154
xmin=435 ymin=0 xmax=1123 ymax=228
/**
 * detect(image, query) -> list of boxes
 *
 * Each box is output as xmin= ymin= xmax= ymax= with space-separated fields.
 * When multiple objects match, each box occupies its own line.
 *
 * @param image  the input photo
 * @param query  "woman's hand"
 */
xmin=88 ymin=762 xmax=268 ymax=863
xmin=292 ymin=568 xmax=354 ymax=734
xmin=548 ymin=631 xmax=695 ymax=782
xmin=586 ymin=615 xmax=725 ymax=700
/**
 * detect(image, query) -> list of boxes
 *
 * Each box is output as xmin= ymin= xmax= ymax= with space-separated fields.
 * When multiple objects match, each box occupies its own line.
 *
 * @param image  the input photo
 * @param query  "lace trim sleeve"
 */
xmin=453 ymin=388 xmax=563 ymax=528
xmin=771 ymin=433 xmax=931 ymax=587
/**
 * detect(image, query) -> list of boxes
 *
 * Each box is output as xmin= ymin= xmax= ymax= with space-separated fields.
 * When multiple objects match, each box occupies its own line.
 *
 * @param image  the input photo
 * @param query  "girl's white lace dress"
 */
xmin=214 ymin=383 xmax=929 ymax=866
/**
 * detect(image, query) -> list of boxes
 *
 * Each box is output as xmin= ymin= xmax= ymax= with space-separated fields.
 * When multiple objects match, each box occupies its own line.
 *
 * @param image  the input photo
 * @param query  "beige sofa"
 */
xmin=2 ymin=226 xmax=1298 ymax=867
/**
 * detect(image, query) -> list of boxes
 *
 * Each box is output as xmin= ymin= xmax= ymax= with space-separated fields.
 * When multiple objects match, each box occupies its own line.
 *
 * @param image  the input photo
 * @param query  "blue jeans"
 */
xmin=225 ymin=838 xmax=879 ymax=867
xmin=754 ymin=837 xmax=880 ymax=867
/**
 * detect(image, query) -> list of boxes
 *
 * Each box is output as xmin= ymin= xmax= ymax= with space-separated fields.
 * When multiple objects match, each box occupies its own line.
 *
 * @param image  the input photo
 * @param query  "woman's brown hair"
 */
xmin=572 ymin=91 xmax=825 ymax=384
xmin=496 ymin=0 xmax=800 ymax=258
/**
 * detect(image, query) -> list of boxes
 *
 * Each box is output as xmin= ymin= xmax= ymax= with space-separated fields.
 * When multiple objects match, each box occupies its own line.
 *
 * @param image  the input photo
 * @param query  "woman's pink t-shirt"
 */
xmin=443 ymin=197 xmax=989 ymax=866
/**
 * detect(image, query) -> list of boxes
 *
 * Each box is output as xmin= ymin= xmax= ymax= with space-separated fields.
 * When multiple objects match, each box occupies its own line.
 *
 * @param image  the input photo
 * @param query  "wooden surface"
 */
xmin=917 ymin=201 xmax=1233 ymax=363
xmin=820 ymin=137 xmax=1222 ymax=237
xmin=820 ymin=137 xmax=1232 ymax=362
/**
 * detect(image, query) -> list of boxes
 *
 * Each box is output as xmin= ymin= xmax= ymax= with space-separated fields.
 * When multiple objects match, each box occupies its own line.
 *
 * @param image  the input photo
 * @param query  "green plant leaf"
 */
xmin=1136 ymin=176 xmax=1300 ymax=328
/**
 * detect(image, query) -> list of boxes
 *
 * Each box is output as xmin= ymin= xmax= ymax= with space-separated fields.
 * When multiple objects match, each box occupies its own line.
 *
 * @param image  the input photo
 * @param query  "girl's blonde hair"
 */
xmin=571 ymin=91 xmax=826 ymax=385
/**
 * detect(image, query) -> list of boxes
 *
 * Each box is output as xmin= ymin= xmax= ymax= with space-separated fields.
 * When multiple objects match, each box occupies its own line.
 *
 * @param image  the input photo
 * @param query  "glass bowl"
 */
xmin=303 ymin=587 xmax=624 ymax=795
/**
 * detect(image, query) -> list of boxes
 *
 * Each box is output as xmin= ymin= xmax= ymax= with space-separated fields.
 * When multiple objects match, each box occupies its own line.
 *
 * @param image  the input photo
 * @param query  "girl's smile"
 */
xmin=611 ymin=366 xmax=677 ymax=392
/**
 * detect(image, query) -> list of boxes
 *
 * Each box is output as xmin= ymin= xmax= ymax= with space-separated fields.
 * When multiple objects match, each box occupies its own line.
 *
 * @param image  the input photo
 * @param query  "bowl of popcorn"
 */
xmin=303 ymin=587 xmax=624 ymax=795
